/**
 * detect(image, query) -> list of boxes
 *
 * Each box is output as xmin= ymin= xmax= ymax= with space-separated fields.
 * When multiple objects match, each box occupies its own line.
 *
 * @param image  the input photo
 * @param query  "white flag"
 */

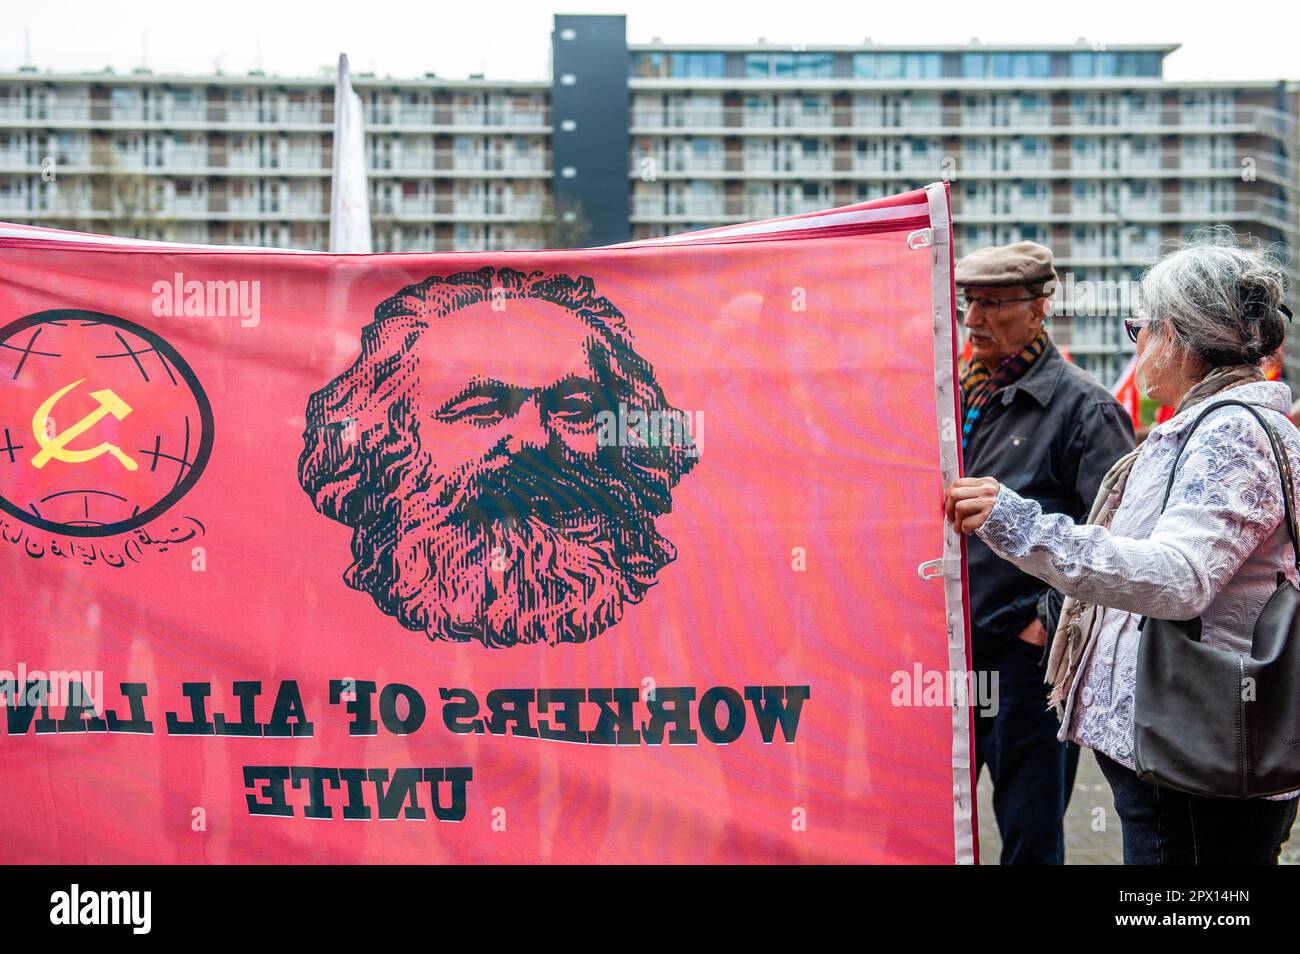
xmin=329 ymin=53 xmax=372 ymax=253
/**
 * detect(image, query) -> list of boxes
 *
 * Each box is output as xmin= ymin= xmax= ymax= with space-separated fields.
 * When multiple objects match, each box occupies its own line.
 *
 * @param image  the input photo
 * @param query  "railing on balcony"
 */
xmin=631 ymin=195 xmax=831 ymax=218
xmin=371 ymin=196 xmax=547 ymax=218
xmin=629 ymin=105 xmax=1298 ymax=137
xmin=369 ymin=107 xmax=550 ymax=127
xmin=389 ymin=151 xmax=549 ymax=173
xmin=1 ymin=100 xmax=547 ymax=127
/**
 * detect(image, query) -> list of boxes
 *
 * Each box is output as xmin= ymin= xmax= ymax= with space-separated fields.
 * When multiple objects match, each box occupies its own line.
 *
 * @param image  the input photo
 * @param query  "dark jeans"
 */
xmin=973 ymin=634 xmax=1080 ymax=865
xmin=1095 ymin=752 xmax=1299 ymax=864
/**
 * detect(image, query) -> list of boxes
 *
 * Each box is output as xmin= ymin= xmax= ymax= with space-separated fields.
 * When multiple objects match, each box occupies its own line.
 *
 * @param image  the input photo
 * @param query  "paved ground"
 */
xmin=976 ymin=747 xmax=1300 ymax=864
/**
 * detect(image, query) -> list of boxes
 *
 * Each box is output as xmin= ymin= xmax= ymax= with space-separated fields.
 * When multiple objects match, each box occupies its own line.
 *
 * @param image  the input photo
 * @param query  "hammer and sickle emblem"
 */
xmin=30 ymin=379 xmax=139 ymax=472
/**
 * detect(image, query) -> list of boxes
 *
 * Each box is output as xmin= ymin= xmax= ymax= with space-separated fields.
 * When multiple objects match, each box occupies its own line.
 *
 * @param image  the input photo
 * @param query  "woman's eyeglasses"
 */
xmin=1123 ymin=319 xmax=1149 ymax=344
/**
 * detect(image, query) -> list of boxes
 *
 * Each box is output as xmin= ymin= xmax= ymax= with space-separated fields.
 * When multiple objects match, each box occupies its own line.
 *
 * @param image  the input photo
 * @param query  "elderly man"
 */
xmin=957 ymin=241 xmax=1134 ymax=864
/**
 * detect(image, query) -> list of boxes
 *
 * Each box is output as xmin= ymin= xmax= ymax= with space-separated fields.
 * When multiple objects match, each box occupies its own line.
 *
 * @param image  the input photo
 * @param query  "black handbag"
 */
xmin=1134 ymin=398 xmax=1300 ymax=799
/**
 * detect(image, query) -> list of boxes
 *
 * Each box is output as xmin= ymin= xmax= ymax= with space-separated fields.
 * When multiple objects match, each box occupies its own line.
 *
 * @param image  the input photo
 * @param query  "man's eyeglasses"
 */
xmin=959 ymin=294 xmax=1041 ymax=314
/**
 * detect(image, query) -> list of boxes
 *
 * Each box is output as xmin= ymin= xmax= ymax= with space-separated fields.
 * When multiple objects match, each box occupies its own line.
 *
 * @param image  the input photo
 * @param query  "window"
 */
xmin=1069 ymin=50 xmax=1162 ymax=78
xmin=1134 ymin=52 xmax=1162 ymax=76
xmin=960 ymin=53 xmax=985 ymax=78
xmin=962 ymin=52 xmax=1048 ymax=78
xmin=906 ymin=53 xmax=942 ymax=78
xmin=762 ymin=53 xmax=833 ymax=78
xmin=1115 ymin=52 xmax=1148 ymax=76
xmin=1014 ymin=53 xmax=1051 ymax=78
xmin=744 ymin=53 xmax=770 ymax=77
xmin=669 ymin=53 xmax=725 ymax=78
xmin=632 ymin=53 xmax=665 ymax=78
xmin=853 ymin=52 xmax=940 ymax=79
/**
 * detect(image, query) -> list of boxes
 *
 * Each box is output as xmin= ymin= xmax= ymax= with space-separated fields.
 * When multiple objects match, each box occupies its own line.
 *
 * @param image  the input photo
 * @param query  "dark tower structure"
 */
xmin=550 ymin=14 xmax=630 ymax=246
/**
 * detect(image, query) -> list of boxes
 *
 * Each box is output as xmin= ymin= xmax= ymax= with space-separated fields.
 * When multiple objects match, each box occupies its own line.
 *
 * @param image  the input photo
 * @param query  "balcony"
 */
xmin=634 ymin=150 xmax=933 ymax=177
xmin=741 ymin=155 xmax=835 ymax=174
xmin=0 ymin=100 xmax=548 ymax=129
xmin=1069 ymin=153 xmax=1161 ymax=173
xmin=646 ymin=153 xmax=727 ymax=174
xmin=628 ymin=105 xmax=1297 ymax=142
xmin=0 ymin=102 xmax=92 ymax=122
xmin=0 ymin=195 xmax=45 ymax=213
xmin=371 ymin=196 xmax=546 ymax=219
xmin=169 ymin=195 xmax=210 ymax=214
xmin=954 ymin=195 xmax=1293 ymax=232
xmin=959 ymin=200 xmax=1053 ymax=218
xmin=960 ymin=110 xmax=1052 ymax=129
xmin=959 ymin=154 xmax=1053 ymax=173
xmin=1048 ymin=241 xmax=1158 ymax=265
xmin=284 ymin=151 xmax=324 ymax=169
xmin=221 ymin=195 xmax=326 ymax=218
xmin=631 ymin=195 xmax=830 ymax=220
xmin=0 ymin=145 xmax=560 ymax=178
xmin=851 ymin=108 xmax=944 ymax=128
xmin=740 ymin=108 xmax=833 ymax=129
xmin=633 ymin=196 xmax=725 ymax=218
xmin=457 ymin=108 xmax=550 ymax=128
xmin=847 ymin=155 xmax=948 ymax=176
xmin=284 ymin=195 xmax=325 ymax=214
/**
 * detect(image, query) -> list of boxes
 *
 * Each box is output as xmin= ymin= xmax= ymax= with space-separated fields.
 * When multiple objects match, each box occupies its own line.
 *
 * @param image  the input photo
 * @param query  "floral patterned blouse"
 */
xmin=975 ymin=380 xmax=1300 ymax=792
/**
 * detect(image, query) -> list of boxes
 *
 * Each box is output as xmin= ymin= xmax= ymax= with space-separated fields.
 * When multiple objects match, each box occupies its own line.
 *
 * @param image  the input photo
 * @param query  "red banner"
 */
xmin=0 ymin=184 xmax=975 ymax=863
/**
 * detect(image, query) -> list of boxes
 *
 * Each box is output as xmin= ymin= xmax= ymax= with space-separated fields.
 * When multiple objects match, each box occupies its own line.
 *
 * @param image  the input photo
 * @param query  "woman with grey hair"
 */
xmin=946 ymin=239 xmax=1298 ymax=864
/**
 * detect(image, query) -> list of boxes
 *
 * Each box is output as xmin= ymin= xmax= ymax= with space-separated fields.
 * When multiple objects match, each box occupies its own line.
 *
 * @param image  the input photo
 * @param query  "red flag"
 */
xmin=0 ymin=185 xmax=976 ymax=864
xmin=1264 ymin=347 xmax=1284 ymax=381
xmin=1112 ymin=352 xmax=1142 ymax=429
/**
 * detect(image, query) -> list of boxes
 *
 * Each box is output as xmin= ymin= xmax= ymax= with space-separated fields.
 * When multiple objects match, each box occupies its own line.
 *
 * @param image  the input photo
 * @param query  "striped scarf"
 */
xmin=958 ymin=329 xmax=1050 ymax=451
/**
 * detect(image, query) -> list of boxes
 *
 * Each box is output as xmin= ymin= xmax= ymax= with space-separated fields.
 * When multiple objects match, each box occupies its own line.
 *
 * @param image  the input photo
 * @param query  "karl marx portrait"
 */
xmin=299 ymin=267 xmax=699 ymax=649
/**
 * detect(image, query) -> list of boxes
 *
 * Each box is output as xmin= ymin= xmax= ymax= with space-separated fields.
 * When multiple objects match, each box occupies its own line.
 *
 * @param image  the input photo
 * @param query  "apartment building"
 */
xmin=0 ymin=73 xmax=553 ymax=253
xmin=1 ymin=13 xmax=1296 ymax=383
xmin=618 ymin=37 xmax=1298 ymax=382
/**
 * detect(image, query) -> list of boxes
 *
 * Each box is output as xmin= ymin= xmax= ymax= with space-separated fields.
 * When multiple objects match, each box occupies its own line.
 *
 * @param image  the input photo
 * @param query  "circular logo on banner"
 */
xmin=0 ymin=309 xmax=213 ymax=538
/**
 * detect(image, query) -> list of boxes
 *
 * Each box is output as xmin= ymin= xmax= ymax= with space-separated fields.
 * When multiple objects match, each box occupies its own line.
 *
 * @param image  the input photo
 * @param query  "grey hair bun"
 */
xmin=1139 ymin=234 xmax=1288 ymax=368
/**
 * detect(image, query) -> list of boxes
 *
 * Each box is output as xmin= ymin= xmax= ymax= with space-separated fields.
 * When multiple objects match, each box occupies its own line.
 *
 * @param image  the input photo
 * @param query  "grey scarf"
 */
xmin=1044 ymin=363 xmax=1266 ymax=715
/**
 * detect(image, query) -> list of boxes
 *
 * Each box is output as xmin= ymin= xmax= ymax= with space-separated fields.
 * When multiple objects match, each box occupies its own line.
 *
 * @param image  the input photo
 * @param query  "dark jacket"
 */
xmin=963 ymin=339 xmax=1135 ymax=664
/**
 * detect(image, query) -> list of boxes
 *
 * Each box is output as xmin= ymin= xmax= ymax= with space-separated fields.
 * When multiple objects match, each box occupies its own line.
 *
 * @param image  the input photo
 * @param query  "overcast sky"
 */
xmin=3 ymin=0 xmax=1295 ymax=83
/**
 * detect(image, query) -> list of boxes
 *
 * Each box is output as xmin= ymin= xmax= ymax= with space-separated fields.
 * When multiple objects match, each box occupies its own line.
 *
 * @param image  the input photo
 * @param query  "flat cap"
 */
xmin=955 ymin=241 xmax=1057 ymax=288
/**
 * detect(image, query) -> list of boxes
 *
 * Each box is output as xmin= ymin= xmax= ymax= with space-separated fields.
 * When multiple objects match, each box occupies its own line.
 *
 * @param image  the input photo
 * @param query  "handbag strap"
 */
xmin=1156 ymin=398 xmax=1300 ymax=574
